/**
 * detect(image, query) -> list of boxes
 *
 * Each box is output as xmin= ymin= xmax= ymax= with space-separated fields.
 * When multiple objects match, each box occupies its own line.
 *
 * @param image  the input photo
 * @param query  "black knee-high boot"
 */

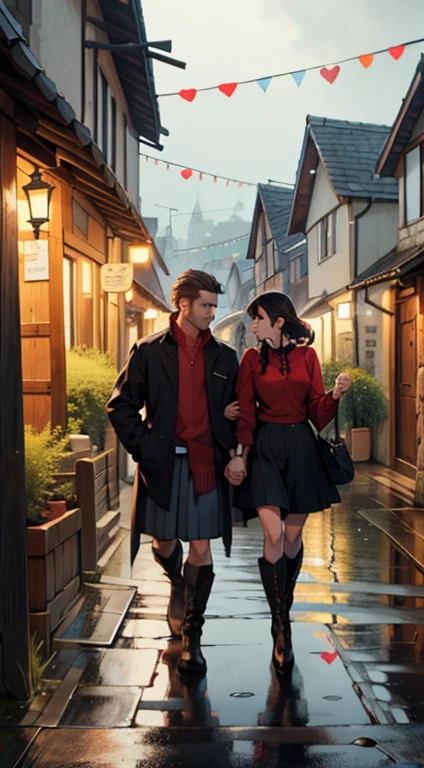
xmin=178 ymin=562 xmax=215 ymax=675
xmin=152 ymin=540 xmax=185 ymax=637
xmin=285 ymin=544 xmax=303 ymax=613
xmin=258 ymin=555 xmax=294 ymax=674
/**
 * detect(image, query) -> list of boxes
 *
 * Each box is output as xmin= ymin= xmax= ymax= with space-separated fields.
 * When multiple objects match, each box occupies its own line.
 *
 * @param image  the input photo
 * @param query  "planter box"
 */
xmin=350 ymin=427 xmax=372 ymax=462
xmin=27 ymin=508 xmax=82 ymax=657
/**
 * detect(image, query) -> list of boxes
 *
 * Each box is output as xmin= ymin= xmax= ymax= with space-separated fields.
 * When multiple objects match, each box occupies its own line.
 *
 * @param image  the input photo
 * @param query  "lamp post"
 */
xmin=23 ymin=167 xmax=55 ymax=239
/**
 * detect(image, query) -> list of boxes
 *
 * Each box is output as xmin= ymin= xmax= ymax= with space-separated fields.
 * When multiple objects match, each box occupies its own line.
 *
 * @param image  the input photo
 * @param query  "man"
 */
xmin=107 ymin=270 xmax=239 ymax=674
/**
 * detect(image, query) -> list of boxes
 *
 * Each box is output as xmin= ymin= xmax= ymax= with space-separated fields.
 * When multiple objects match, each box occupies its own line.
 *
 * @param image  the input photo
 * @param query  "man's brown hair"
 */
xmin=171 ymin=269 xmax=224 ymax=309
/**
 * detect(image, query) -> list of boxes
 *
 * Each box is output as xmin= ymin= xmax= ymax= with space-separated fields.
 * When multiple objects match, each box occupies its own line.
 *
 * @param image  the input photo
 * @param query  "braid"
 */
xmin=259 ymin=341 xmax=270 ymax=374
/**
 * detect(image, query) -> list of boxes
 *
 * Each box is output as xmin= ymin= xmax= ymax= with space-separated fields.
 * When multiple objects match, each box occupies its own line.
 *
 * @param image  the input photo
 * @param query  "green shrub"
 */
xmin=321 ymin=361 xmax=389 ymax=432
xmin=25 ymin=425 xmax=69 ymax=521
xmin=66 ymin=347 xmax=117 ymax=450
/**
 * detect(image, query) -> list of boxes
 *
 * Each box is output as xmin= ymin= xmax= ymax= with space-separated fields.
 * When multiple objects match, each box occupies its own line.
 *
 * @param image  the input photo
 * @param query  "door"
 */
xmin=395 ymin=287 xmax=418 ymax=473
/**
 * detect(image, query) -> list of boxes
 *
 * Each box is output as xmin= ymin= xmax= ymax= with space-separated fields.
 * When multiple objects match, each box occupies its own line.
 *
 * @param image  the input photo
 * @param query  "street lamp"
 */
xmin=129 ymin=244 xmax=150 ymax=264
xmin=22 ymin=167 xmax=55 ymax=239
xmin=145 ymin=308 xmax=158 ymax=320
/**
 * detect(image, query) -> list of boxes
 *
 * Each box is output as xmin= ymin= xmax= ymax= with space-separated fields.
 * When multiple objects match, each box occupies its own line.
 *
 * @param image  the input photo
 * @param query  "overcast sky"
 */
xmin=140 ymin=0 xmax=424 ymax=241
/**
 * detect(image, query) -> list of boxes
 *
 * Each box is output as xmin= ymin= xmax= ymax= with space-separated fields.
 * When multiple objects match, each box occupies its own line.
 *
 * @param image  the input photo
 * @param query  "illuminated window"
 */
xmin=337 ymin=302 xmax=351 ymax=319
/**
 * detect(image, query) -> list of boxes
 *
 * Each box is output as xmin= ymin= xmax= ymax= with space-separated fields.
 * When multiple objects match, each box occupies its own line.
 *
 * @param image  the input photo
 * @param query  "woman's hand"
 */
xmin=224 ymin=400 xmax=240 ymax=421
xmin=333 ymin=373 xmax=352 ymax=400
xmin=224 ymin=456 xmax=246 ymax=486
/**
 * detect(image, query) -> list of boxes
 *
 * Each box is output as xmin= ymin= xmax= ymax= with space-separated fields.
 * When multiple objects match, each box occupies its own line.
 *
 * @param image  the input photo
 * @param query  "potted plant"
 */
xmin=24 ymin=424 xmax=70 ymax=524
xmin=45 ymin=481 xmax=75 ymax=520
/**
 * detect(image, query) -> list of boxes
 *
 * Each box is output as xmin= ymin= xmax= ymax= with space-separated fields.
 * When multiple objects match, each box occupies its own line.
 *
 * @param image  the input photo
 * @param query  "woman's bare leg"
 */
xmin=257 ymin=505 xmax=284 ymax=563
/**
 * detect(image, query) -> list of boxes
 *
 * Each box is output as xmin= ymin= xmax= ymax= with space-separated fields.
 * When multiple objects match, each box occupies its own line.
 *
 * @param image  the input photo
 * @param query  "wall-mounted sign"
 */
xmin=101 ymin=263 xmax=134 ymax=293
xmin=24 ymin=240 xmax=49 ymax=282
xmin=365 ymin=325 xmax=377 ymax=334
xmin=366 ymin=339 xmax=376 ymax=348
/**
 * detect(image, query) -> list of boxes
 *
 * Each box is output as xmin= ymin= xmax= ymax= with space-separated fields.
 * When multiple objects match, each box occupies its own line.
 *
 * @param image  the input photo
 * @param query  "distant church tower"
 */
xmin=187 ymin=198 xmax=205 ymax=247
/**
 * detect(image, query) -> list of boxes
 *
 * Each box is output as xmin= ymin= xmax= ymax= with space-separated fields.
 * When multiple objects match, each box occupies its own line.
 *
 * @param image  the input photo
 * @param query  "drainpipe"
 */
xmin=353 ymin=199 xmax=373 ymax=365
xmin=81 ymin=0 xmax=87 ymax=124
xmin=364 ymin=285 xmax=395 ymax=316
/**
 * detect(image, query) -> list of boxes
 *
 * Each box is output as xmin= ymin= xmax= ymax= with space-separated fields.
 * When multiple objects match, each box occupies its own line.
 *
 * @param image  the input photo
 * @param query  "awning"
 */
xmin=0 ymin=2 xmax=169 ymax=275
xmin=350 ymin=243 xmax=424 ymax=290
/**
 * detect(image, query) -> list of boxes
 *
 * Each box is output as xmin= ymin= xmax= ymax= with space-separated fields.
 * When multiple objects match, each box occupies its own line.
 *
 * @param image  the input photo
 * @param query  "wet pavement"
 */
xmin=1 ymin=466 xmax=424 ymax=767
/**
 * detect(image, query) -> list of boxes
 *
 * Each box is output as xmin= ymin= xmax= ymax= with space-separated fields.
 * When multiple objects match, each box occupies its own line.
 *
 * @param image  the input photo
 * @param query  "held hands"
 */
xmin=224 ymin=456 xmax=246 ymax=486
xmin=224 ymin=400 xmax=240 ymax=420
xmin=332 ymin=373 xmax=352 ymax=400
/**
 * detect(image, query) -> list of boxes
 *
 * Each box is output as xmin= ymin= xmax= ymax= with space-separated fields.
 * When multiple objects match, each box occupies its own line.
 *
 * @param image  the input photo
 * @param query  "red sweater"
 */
xmin=171 ymin=318 xmax=215 ymax=494
xmin=235 ymin=345 xmax=338 ymax=446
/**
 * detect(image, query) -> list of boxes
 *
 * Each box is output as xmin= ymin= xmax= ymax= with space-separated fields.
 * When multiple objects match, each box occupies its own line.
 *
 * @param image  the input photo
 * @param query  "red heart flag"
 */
xmin=218 ymin=82 xmax=238 ymax=97
xmin=389 ymin=45 xmax=405 ymax=60
xmin=320 ymin=66 xmax=340 ymax=84
xmin=179 ymin=89 xmax=197 ymax=102
xmin=181 ymin=169 xmax=193 ymax=180
xmin=321 ymin=651 xmax=338 ymax=665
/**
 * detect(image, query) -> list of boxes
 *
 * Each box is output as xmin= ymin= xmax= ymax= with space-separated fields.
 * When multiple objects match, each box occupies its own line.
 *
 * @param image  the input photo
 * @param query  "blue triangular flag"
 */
xmin=291 ymin=70 xmax=306 ymax=87
xmin=257 ymin=77 xmax=272 ymax=93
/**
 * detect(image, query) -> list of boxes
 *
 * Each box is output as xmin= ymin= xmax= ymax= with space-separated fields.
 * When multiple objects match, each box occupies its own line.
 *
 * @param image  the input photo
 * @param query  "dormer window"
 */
xmin=405 ymin=146 xmax=422 ymax=224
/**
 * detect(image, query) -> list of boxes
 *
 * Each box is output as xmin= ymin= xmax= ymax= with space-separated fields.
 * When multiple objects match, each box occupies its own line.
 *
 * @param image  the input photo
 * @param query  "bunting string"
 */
xmin=156 ymin=36 xmax=424 ymax=100
xmin=174 ymin=233 xmax=250 ymax=253
xmin=140 ymin=152 xmax=259 ymax=186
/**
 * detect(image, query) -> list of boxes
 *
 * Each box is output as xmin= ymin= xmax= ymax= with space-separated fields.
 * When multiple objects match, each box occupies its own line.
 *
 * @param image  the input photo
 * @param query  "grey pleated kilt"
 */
xmin=141 ymin=454 xmax=224 ymax=541
xmin=236 ymin=421 xmax=341 ymax=521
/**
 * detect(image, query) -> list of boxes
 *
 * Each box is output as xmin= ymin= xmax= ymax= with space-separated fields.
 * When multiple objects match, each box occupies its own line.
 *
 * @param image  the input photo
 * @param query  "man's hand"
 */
xmin=224 ymin=400 xmax=240 ymax=421
xmin=224 ymin=456 xmax=246 ymax=486
xmin=333 ymin=373 xmax=352 ymax=400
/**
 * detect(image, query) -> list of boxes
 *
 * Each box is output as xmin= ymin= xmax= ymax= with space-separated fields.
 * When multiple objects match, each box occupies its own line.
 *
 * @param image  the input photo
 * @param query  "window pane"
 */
xmin=319 ymin=217 xmax=328 ymax=261
xmin=63 ymin=258 xmax=73 ymax=350
xmin=101 ymin=71 xmax=109 ymax=160
xmin=405 ymin=147 xmax=421 ymax=224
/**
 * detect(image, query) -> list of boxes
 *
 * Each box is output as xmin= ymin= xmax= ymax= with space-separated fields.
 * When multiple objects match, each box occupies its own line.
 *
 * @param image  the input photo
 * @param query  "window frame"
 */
xmin=318 ymin=209 xmax=338 ymax=264
xmin=404 ymin=144 xmax=423 ymax=225
xmin=100 ymin=70 xmax=109 ymax=161
xmin=111 ymin=96 xmax=117 ymax=172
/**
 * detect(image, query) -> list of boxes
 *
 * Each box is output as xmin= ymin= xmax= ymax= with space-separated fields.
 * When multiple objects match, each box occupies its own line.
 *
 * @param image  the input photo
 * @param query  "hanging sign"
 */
xmin=24 ymin=240 xmax=49 ymax=282
xmin=101 ymin=263 xmax=134 ymax=292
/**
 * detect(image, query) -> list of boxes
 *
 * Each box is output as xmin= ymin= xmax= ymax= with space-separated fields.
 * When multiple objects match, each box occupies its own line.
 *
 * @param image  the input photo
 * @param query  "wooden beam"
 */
xmin=64 ymin=231 xmax=106 ymax=265
xmin=21 ymin=322 xmax=51 ymax=337
xmin=48 ymin=179 xmax=67 ymax=429
xmin=22 ymin=380 xmax=51 ymax=394
xmin=0 ymin=115 xmax=30 ymax=699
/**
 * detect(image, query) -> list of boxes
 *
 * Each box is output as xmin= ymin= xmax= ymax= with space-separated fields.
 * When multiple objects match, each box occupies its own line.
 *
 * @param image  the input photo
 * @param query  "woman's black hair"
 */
xmin=245 ymin=291 xmax=315 ymax=374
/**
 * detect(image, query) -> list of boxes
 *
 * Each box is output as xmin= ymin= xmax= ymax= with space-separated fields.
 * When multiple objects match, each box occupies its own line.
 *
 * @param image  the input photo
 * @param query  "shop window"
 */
xmin=405 ymin=146 xmax=421 ymax=224
xmin=318 ymin=209 xmax=337 ymax=262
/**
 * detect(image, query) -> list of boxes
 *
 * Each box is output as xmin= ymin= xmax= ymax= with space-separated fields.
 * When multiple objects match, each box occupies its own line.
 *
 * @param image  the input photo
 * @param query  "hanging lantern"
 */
xmin=23 ymin=167 xmax=55 ymax=239
xmin=129 ymin=244 xmax=150 ymax=264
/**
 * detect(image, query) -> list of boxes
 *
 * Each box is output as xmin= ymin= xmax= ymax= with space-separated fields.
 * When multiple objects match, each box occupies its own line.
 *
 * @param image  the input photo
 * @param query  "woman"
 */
xmin=225 ymin=291 xmax=351 ymax=676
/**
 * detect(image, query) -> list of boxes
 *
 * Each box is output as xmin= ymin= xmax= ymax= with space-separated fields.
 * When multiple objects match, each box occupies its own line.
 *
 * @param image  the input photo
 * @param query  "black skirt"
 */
xmin=139 ymin=454 xmax=224 ymax=542
xmin=236 ymin=421 xmax=341 ymax=522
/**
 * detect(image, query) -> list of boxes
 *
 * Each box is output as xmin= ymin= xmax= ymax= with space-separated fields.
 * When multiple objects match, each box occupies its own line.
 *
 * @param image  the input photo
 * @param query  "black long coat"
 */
xmin=107 ymin=327 xmax=239 ymax=563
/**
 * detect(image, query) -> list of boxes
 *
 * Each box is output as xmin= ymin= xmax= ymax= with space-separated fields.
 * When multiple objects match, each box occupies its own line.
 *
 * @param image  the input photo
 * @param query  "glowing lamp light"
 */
xmin=125 ymin=289 xmax=134 ymax=302
xmin=145 ymin=308 xmax=158 ymax=320
xmin=129 ymin=244 xmax=150 ymax=264
xmin=22 ymin=167 xmax=55 ymax=239
xmin=337 ymin=302 xmax=351 ymax=320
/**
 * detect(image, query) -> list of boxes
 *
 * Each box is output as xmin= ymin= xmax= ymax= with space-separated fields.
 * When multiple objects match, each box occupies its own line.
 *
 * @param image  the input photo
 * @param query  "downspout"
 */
xmin=81 ymin=0 xmax=87 ymax=124
xmin=364 ymin=285 xmax=395 ymax=316
xmin=353 ymin=199 xmax=373 ymax=365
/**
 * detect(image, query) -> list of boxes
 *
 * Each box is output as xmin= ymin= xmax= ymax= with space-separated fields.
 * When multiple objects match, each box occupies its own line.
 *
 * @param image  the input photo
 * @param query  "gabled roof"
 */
xmin=288 ymin=115 xmax=398 ymax=234
xmin=377 ymin=55 xmax=424 ymax=177
xmin=246 ymin=184 xmax=303 ymax=260
xmin=96 ymin=0 xmax=163 ymax=148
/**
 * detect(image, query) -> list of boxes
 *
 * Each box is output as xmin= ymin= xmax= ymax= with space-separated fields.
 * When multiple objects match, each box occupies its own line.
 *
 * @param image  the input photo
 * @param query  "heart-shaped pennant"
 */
xmin=320 ymin=651 xmax=338 ymax=665
xmin=179 ymin=89 xmax=197 ymax=102
xmin=291 ymin=70 xmax=306 ymax=87
xmin=359 ymin=54 xmax=374 ymax=69
xmin=389 ymin=45 xmax=405 ymax=61
xmin=320 ymin=66 xmax=340 ymax=84
xmin=180 ymin=169 xmax=193 ymax=180
xmin=218 ymin=82 xmax=238 ymax=98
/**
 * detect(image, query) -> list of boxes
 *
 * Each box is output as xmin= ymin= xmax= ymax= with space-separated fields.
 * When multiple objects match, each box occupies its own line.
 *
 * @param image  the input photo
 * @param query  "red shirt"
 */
xmin=171 ymin=317 xmax=215 ymax=494
xmin=235 ymin=345 xmax=338 ymax=446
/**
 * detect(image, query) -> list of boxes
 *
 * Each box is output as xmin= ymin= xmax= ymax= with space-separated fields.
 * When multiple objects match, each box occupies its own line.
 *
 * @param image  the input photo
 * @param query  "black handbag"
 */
xmin=316 ymin=410 xmax=354 ymax=485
